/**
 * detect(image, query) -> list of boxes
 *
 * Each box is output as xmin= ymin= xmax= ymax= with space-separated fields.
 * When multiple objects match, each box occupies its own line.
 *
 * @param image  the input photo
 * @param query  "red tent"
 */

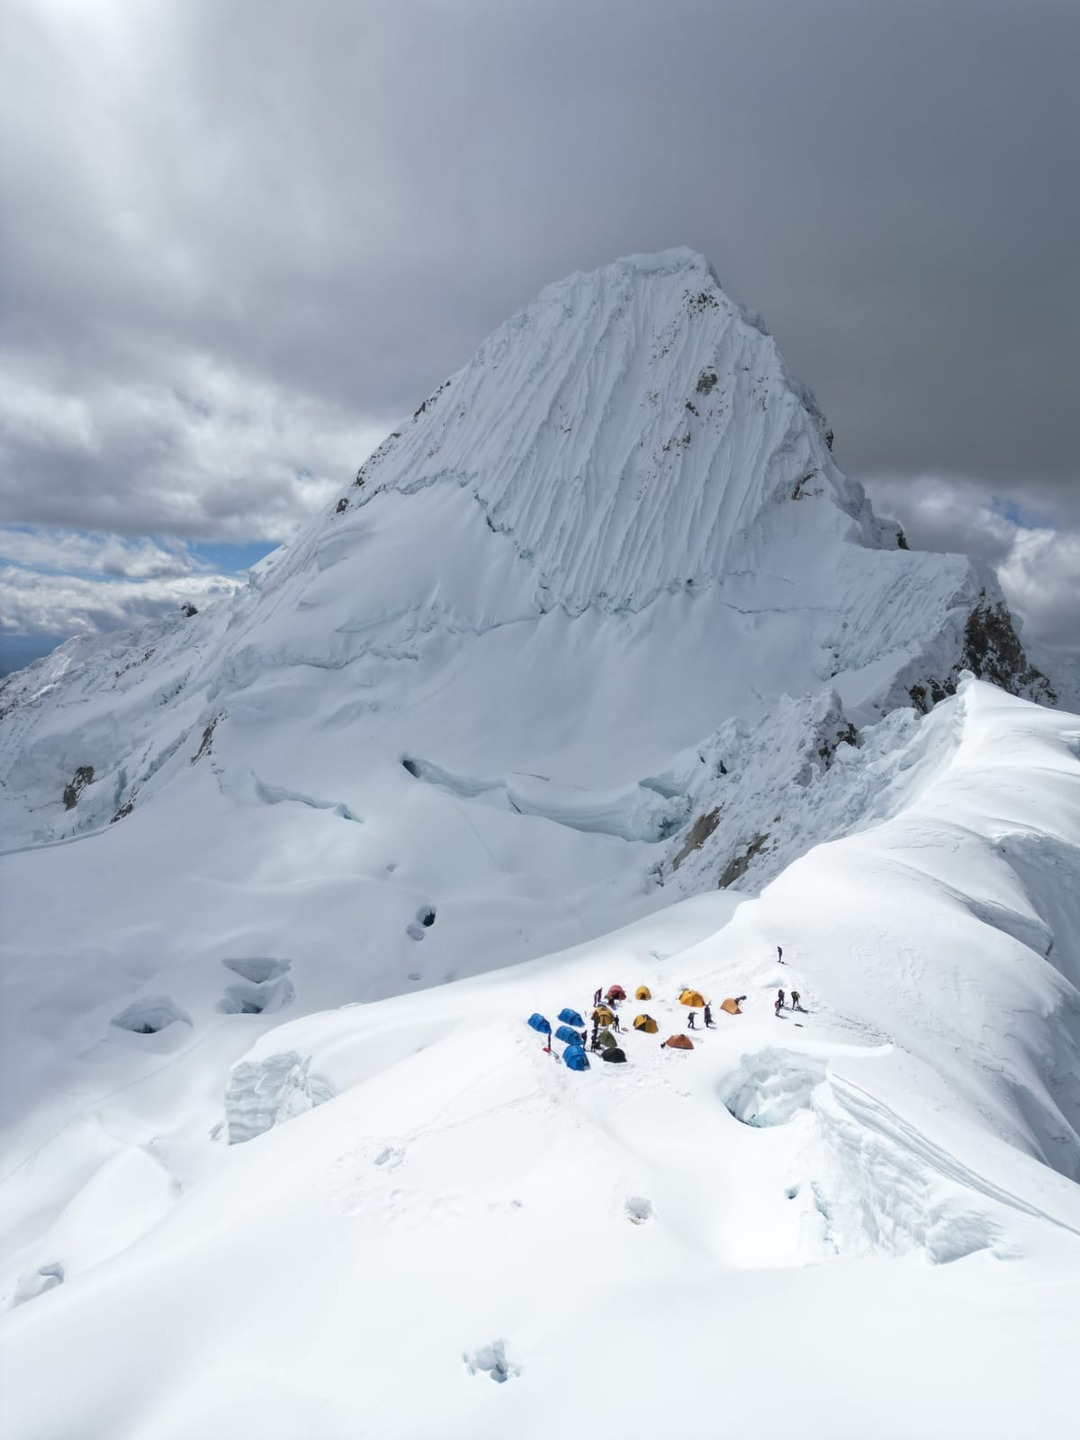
xmin=663 ymin=1033 xmax=694 ymax=1050
xmin=606 ymin=984 xmax=627 ymax=1001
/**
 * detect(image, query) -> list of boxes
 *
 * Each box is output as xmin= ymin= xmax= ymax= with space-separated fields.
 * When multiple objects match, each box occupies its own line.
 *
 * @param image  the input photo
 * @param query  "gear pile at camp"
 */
xmin=526 ymin=951 xmax=804 ymax=1069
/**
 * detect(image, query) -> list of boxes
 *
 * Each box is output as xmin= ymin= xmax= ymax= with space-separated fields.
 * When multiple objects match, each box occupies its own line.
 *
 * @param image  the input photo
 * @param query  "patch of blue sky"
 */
xmin=0 ymin=634 xmax=67 ymax=677
xmin=188 ymin=540 xmax=279 ymax=572
xmin=0 ymin=528 xmax=277 ymax=579
xmin=990 ymin=496 xmax=1052 ymax=531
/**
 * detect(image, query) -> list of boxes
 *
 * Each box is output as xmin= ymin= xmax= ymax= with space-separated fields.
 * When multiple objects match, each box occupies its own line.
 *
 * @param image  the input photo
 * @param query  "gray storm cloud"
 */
xmin=0 ymin=0 xmax=1076 ymax=649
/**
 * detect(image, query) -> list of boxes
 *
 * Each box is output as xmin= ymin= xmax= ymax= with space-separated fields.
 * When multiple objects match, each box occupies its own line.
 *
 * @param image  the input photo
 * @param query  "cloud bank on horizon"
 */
xmin=1 ymin=0 xmax=1076 ymax=664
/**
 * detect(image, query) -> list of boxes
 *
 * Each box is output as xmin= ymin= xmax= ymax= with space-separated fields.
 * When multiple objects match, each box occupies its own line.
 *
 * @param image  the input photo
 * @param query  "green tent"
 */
xmin=597 ymin=1029 xmax=618 ymax=1050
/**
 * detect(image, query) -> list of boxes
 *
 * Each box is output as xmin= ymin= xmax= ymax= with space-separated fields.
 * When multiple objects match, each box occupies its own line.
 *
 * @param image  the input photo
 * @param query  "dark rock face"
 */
xmin=909 ymin=596 xmax=1057 ymax=714
xmin=190 ymin=714 xmax=222 ymax=764
xmin=816 ymin=720 xmax=858 ymax=770
xmin=718 ymin=832 xmax=769 ymax=888
xmin=671 ymin=807 xmax=721 ymax=871
xmin=908 ymin=679 xmax=952 ymax=713
xmin=63 ymin=766 xmax=94 ymax=810
xmin=961 ymin=600 xmax=1056 ymax=701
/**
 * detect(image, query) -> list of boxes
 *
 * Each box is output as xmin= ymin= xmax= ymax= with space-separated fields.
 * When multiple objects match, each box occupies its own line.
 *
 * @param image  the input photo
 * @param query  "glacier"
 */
xmin=0 ymin=249 xmax=1077 ymax=1439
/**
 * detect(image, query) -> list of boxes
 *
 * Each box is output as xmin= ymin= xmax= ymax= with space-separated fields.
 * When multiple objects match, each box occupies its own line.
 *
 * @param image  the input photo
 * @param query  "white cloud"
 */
xmin=0 ymin=351 xmax=388 ymax=543
xmin=998 ymin=530 xmax=1080 ymax=653
xmin=0 ymin=528 xmax=200 ymax=579
xmin=862 ymin=474 xmax=1017 ymax=563
xmin=864 ymin=473 xmax=1080 ymax=656
xmin=0 ymin=563 xmax=240 ymax=638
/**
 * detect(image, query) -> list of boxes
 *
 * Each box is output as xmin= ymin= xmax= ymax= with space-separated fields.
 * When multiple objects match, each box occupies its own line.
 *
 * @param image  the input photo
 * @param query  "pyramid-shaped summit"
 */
xmin=340 ymin=247 xmax=880 ymax=616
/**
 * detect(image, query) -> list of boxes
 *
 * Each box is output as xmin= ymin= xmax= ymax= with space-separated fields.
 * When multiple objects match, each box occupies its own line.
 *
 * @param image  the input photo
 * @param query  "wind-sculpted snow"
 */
xmin=652 ymin=684 xmax=966 ymax=895
xmin=224 ymin=1051 xmax=332 ymax=1145
xmin=402 ymin=753 xmax=688 ymax=842
xmin=720 ymin=1047 xmax=829 ymax=1127
xmin=350 ymin=249 xmax=871 ymax=615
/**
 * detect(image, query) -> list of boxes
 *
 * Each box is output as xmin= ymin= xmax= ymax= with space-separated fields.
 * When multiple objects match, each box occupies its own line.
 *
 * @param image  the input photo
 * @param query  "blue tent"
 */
xmin=563 ymin=1045 xmax=589 ymax=1072
xmin=555 ymin=1023 xmax=583 ymax=1047
xmin=527 ymin=1013 xmax=551 ymax=1035
xmin=558 ymin=1007 xmax=585 ymax=1027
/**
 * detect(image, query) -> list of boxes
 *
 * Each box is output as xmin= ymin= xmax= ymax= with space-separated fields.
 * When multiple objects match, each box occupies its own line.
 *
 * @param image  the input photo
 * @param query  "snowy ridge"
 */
xmin=2 ymin=682 xmax=1079 ymax=1439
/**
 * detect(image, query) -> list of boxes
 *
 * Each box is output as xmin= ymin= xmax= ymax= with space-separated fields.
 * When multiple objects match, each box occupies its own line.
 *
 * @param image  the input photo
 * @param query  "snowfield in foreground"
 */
xmin=2 ymin=679 xmax=1079 ymax=1439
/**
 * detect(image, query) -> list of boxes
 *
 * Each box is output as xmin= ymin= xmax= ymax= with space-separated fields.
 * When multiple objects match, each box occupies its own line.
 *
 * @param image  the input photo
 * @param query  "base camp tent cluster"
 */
xmin=528 ymin=982 xmax=718 ymax=1069
xmin=527 ymin=973 xmax=788 ymax=1070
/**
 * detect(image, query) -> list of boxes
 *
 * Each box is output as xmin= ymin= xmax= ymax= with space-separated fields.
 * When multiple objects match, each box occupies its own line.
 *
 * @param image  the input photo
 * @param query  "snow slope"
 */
xmin=2 ymin=680 xmax=1079 ymax=1440
xmin=0 ymin=250 xmax=1076 ymax=1436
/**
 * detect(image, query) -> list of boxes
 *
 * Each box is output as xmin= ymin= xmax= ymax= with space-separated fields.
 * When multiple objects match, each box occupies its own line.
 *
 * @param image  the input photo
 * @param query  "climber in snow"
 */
xmin=703 ymin=1003 xmax=715 ymax=1028
xmin=687 ymin=1011 xmax=697 ymax=1029
xmin=791 ymin=990 xmax=803 ymax=1012
xmin=777 ymin=945 xmax=784 ymax=964
xmin=774 ymin=989 xmax=785 ymax=1017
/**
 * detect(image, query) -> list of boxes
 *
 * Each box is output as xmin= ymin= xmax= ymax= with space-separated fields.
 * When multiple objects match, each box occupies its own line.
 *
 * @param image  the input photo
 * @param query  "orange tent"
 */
xmin=720 ymin=997 xmax=743 ymax=1015
xmin=664 ymin=1033 xmax=694 ymax=1050
xmin=679 ymin=989 xmax=706 ymax=1008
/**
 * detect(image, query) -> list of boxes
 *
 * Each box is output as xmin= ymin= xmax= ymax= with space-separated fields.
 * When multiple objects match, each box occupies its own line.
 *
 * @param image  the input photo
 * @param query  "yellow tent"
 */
xmin=592 ymin=1005 xmax=615 ymax=1027
xmin=720 ymin=997 xmax=743 ymax=1015
xmin=679 ymin=989 xmax=706 ymax=1008
xmin=633 ymin=1014 xmax=658 ymax=1033
xmin=634 ymin=985 xmax=651 ymax=1001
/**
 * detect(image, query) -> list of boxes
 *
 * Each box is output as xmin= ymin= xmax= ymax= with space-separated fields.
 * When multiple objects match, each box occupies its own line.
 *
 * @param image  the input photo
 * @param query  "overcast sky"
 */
xmin=1 ymin=0 xmax=1077 ymax=670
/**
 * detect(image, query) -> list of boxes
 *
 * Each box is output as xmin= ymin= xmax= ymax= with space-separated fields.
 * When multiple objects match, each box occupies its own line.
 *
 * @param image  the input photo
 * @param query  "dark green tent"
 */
xmin=601 ymin=1047 xmax=627 ymax=1064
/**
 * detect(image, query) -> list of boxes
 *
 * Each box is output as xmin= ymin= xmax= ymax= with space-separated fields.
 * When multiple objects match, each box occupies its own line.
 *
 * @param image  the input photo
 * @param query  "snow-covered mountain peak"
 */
xmin=0 ymin=250 xmax=1055 ymax=871
xmin=337 ymin=246 xmax=862 ymax=617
